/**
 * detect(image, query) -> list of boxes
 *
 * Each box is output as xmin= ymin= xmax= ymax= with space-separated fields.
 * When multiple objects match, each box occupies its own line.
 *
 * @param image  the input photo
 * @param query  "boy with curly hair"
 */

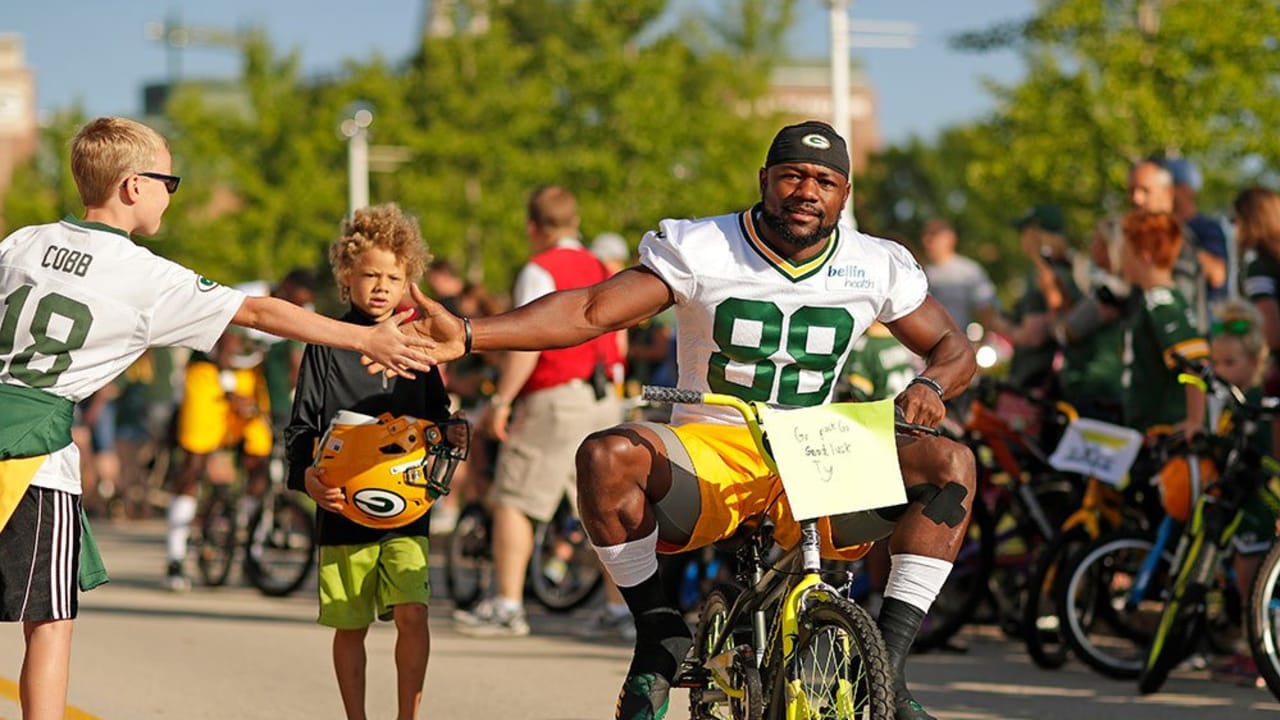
xmin=286 ymin=203 xmax=454 ymax=720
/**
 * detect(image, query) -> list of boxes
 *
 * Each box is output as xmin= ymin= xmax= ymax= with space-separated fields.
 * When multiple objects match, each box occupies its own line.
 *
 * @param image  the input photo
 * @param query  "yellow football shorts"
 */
xmin=177 ymin=361 xmax=272 ymax=457
xmin=659 ymin=422 xmax=873 ymax=562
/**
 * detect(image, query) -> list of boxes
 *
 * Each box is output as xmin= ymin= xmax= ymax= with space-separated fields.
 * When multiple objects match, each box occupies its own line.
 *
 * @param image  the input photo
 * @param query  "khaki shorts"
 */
xmin=491 ymin=380 xmax=622 ymax=522
xmin=317 ymin=536 xmax=431 ymax=629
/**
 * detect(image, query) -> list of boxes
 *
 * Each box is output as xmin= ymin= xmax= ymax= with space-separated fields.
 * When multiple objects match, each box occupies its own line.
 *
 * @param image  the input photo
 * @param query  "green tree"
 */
xmin=159 ymin=31 xmax=348 ymax=284
xmin=394 ymin=0 xmax=795 ymax=290
xmin=860 ymin=0 xmax=1280 ymax=289
xmin=2 ymin=108 xmax=87 ymax=235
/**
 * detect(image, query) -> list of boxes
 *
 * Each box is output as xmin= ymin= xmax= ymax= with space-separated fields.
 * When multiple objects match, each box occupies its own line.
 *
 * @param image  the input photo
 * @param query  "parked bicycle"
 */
xmin=445 ymin=494 xmax=603 ymax=613
xmin=919 ymin=377 xmax=1082 ymax=651
xmin=194 ymin=433 xmax=316 ymax=598
xmin=1141 ymin=365 xmax=1280 ymax=693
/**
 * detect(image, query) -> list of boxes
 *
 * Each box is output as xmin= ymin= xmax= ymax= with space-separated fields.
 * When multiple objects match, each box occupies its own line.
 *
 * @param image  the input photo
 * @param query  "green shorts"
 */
xmin=317 ymin=535 xmax=431 ymax=629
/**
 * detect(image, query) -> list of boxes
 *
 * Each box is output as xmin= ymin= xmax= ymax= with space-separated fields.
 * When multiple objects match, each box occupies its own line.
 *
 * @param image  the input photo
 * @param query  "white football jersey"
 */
xmin=0 ymin=218 xmax=244 ymax=492
xmin=639 ymin=208 xmax=927 ymax=426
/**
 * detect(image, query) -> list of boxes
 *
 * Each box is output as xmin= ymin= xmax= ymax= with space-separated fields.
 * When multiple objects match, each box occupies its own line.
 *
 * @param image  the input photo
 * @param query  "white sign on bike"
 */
xmin=1047 ymin=418 xmax=1143 ymax=486
xmin=759 ymin=399 xmax=906 ymax=521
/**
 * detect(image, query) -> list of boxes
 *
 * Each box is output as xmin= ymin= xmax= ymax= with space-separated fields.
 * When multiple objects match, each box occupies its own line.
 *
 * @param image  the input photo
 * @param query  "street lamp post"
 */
xmin=340 ymin=105 xmax=374 ymax=217
xmin=827 ymin=0 xmax=853 ymax=225
xmin=825 ymin=1 xmax=917 ymax=228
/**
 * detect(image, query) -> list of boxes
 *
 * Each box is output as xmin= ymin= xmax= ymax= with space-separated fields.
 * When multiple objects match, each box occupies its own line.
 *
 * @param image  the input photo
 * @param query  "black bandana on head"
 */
xmin=764 ymin=121 xmax=850 ymax=178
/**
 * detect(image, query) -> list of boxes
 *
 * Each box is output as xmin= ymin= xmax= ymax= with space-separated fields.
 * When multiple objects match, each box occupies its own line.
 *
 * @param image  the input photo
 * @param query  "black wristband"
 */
xmin=908 ymin=375 xmax=945 ymax=400
xmin=462 ymin=317 xmax=473 ymax=355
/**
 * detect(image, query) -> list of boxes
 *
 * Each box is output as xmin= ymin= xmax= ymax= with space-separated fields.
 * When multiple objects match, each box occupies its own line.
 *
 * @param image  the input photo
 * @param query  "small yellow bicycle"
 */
xmin=644 ymin=386 xmax=918 ymax=720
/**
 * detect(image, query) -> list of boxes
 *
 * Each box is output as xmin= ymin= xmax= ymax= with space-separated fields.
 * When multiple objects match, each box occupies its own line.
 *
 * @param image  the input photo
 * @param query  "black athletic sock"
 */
xmin=618 ymin=572 xmax=671 ymax=618
xmin=618 ymin=573 xmax=692 ymax=680
xmin=877 ymin=596 xmax=925 ymax=701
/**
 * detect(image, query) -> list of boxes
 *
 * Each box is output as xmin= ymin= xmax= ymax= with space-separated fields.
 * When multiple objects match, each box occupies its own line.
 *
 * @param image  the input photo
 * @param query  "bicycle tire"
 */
xmin=914 ymin=496 xmax=994 ymax=651
xmin=1057 ymin=530 xmax=1172 ymax=680
xmin=690 ymin=586 xmax=760 ymax=720
xmin=195 ymin=487 xmax=237 ymax=587
xmin=528 ymin=500 xmax=603 ymax=613
xmin=1021 ymin=526 xmax=1090 ymax=669
xmin=244 ymin=494 xmax=316 ymax=598
xmin=1247 ymin=539 xmax=1280 ymax=701
xmin=781 ymin=593 xmax=893 ymax=720
xmin=445 ymin=502 xmax=492 ymax=610
xmin=1139 ymin=532 xmax=1217 ymax=694
xmin=1139 ymin=584 xmax=1207 ymax=694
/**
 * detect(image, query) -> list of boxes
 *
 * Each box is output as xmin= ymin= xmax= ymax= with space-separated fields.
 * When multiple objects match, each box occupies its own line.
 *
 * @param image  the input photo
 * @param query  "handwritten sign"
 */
xmin=758 ymin=399 xmax=906 ymax=521
xmin=1047 ymin=418 xmax=1143 ymax=486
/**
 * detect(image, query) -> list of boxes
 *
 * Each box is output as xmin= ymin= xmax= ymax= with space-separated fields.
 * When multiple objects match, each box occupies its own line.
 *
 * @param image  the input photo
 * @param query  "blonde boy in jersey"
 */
xmin=0 ymin=116 xmax=429 ymax=720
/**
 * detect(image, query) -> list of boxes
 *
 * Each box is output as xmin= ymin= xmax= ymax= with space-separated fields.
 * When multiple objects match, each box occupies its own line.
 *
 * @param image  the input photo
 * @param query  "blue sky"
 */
xmin=8 ymin=0 xmax=1031 ymax=146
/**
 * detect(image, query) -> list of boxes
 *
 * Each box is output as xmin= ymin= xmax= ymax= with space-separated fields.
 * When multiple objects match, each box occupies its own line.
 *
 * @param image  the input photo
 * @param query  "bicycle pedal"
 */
xmin=674 ymin=668 xmax=710 ymax=689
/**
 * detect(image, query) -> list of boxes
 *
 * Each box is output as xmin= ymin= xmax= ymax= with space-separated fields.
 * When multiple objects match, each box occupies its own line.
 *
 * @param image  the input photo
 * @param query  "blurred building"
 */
xmin=0 ymin=34 xmax=38 ymax=228
xmin=765 ymin=63 xmax=879 ymax=174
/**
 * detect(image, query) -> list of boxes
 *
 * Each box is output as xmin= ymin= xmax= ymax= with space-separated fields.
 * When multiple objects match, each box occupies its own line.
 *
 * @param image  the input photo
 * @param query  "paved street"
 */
xmin=3 ymin=518 xmax=1280 ymax=719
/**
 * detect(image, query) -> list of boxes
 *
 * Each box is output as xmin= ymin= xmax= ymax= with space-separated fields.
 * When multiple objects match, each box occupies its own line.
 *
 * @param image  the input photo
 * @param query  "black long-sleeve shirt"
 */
xmin=285 ymin=307 xmax=451 ymax=546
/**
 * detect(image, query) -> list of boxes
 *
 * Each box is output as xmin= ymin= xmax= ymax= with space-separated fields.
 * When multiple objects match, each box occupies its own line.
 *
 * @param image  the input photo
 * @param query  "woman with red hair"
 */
xmin=1119 ymin=209 xmax=1209 ymax=439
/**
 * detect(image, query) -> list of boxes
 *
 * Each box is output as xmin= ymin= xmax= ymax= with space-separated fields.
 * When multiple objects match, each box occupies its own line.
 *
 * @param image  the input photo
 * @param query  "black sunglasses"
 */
xmin=137 ymin=172 xmax=181 ymax=194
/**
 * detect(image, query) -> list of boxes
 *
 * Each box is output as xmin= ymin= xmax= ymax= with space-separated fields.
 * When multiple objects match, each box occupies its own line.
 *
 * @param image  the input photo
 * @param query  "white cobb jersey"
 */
xmin=0 ymin=218 xmax=245 ymax=492
xmin=638 ymin=208 xmax=928 ymax=427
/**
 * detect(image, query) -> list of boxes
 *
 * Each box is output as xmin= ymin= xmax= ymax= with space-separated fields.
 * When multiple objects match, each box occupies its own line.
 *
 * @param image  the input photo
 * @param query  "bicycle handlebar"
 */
xmin=641 ymin=385 xmax=941 ymax=436
xmin=641 ymin=386 xmax=705 ymax=405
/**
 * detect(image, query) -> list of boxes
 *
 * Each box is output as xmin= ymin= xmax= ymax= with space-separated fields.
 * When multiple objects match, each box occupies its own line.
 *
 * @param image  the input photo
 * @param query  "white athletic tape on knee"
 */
xmin=591 ymin=527 xmax=659 ymax=588
xmin=883 ymin=553 xmax=953 ymax=614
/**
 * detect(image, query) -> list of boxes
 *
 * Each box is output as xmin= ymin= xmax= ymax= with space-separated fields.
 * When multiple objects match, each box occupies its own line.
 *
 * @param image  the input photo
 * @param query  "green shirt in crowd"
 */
xmin=1123 ymin=286 xmax=1209 ymax=432
xmin=840 ymin=332 xmax=916 ymax=402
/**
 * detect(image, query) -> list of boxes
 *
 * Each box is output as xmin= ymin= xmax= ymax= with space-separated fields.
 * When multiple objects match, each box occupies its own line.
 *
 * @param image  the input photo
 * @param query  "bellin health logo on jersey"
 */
xmin=826 ymin=264 xmax=875 ymax=290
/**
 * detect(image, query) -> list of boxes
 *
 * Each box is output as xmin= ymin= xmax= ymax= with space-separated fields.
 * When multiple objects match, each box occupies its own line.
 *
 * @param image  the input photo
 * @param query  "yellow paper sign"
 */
xmin=758 ymin=399 xmax=906 ymax=521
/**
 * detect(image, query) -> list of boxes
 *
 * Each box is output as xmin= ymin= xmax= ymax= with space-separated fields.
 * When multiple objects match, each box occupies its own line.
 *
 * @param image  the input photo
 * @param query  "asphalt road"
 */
xmin=3 ymin=518 xmax=1280 ymax=720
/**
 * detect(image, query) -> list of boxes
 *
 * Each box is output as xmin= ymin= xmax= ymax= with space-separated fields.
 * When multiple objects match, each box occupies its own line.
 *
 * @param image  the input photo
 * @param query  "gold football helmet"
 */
xmin=314 ymin=411 xmax=469 ymax=529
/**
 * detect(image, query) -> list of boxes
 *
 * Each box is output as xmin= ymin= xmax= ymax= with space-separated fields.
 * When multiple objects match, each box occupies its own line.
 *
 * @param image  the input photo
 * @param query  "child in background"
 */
xmin=285 ymin=203 xmax=452 ymax=720
xmin=1207 ymin=300 xmax=1276 ymax=686
xmin=1118 ymin=209 xmax=1209 ymax=439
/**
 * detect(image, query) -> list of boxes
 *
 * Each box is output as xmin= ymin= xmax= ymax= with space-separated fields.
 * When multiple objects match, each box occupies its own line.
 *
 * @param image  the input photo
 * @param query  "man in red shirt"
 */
xmin=453 ymin=186 xmax=622 ymax=636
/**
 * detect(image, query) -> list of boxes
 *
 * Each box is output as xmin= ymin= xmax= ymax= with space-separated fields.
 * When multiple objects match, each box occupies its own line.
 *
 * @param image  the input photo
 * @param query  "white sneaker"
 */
xmin=454 ymin=599 xmax=530 ymax=637
xmin=165 ymin=561 xmax=191 ymax=593
xmin=576 ymin=607 xmax=636 ymax=641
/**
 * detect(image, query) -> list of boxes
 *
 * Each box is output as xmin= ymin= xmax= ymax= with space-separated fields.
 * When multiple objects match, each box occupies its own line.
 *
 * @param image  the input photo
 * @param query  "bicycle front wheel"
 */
xmin=1022 ymin=526 xmax=1091 ymax=669
xmin=1248 ymin=540 xmax=1280 ymax=701
xmin=782 ymin=595 xmax=893 ymax=720
xmin=1058 ymin=530 xmax=1172 ymax=680
xmin=196 ymin=487 xmax=237 ymax=587
xmin=244 ymin=494 xmax=316 ymax=598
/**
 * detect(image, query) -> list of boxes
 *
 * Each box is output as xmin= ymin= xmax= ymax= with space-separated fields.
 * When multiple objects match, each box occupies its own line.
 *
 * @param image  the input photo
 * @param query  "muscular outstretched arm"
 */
xmin=887 ymin=296 xmax=977 ymax=397
xmin=408 ymin=266 xmax=674 ymax=364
